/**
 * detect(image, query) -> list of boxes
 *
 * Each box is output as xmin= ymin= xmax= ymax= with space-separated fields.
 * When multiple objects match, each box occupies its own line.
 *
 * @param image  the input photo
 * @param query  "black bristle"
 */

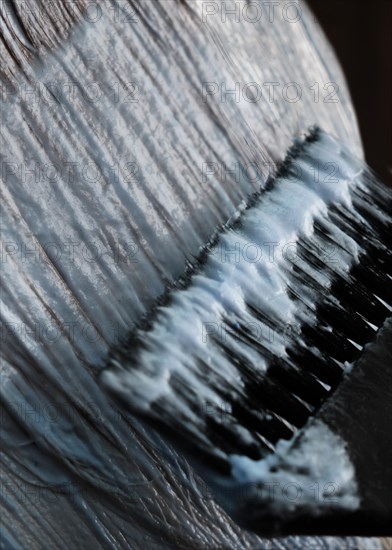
xmin=103 ymin=129 xmax=392 ymax=479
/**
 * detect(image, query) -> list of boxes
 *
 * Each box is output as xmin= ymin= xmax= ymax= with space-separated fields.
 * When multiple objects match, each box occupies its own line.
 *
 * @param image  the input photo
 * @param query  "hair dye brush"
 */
xmin=103 ymin=127 xmax=392 ymax=535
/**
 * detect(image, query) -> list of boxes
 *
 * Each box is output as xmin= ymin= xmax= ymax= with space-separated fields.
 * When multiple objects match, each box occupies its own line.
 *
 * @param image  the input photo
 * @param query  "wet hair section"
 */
xmin=1 ymin=0 xmax=363 ymax=367
xmin=0 ymin=0 xmax=88 ymax=81
xmin=1 ymin=0 xmax=390 ymax=547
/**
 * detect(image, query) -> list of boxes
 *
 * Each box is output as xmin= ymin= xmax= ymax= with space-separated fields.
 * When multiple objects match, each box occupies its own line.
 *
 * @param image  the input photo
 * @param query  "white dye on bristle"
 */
xmin=103 ymin=131 xmax=363 ymax=418
xmin=375 ymin=295 xmax=392 ymax=312
xmin=230 ymin=419 xmax=360 ymax=513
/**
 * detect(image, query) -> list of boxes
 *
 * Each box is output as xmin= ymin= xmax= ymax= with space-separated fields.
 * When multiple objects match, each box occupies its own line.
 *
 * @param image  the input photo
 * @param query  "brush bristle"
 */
xmin=102 ymin=129 xmax=392 ymax=476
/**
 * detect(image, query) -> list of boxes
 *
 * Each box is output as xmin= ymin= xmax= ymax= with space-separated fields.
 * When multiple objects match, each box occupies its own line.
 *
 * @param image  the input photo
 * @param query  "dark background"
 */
xmin=308 ymin=0 xmax=391 ymax=185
